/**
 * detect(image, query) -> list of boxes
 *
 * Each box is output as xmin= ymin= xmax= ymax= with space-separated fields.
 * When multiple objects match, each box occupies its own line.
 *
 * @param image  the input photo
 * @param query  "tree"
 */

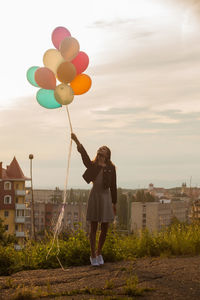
xmin=135 ymin=190 xmax=156 ymax=202
xmin=0 ymin=218 xmax=17 ymax=246
xmin=117 ymin=188 xmax=128 ymax=229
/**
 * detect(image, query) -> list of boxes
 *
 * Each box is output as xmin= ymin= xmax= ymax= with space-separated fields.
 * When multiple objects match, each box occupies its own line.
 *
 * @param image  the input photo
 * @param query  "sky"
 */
xmin=1 ymin=0 xmax=200 ymax=190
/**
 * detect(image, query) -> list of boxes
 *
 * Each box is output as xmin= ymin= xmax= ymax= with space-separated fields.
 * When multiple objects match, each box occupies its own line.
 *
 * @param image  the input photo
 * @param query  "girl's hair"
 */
xmin=93 ymin=146 xmax=114 ymax=166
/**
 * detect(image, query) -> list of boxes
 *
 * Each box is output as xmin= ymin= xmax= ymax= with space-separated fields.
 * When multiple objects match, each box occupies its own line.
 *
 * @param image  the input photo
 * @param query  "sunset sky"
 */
xmin=1 ymin=0 xmax=200 ymax=190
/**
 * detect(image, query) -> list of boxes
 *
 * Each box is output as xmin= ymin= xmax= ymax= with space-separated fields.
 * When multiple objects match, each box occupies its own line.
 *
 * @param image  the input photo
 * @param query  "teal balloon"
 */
xmin=27 ymin=66 xmax=39 ymax=87
xmin=36 ymin=89 xmax=62 ymax=109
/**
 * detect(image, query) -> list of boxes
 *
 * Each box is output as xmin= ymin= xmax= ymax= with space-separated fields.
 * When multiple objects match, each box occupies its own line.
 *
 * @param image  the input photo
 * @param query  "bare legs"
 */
xmin=89 ymin=221 xmax=98 ymax=258
xmin=89 ymin=221 xmax=109 ymax=258
xmin=97 ymin=222 xmax=109 ymax=256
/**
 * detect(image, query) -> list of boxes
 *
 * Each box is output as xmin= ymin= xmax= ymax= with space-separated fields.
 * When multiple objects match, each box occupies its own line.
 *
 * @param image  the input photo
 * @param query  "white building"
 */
xmin=131 ymin=201 xmax=190 ymax=232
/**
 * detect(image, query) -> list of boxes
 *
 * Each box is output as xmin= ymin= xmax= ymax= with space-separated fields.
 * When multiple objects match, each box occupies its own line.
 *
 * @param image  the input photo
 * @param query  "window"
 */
xmin=4 ymin=182 xmax=11 ymax=190
xmin=5 ymin=225 xmax=9 ymax=231
xmin=16 ymin=210 xmax=24 ymax=217
xmin=16 ymin=184 xmax=19 ymax=189
xmin=4 ymin=195 xmax=12 ymax=204
xmin=74 ymin=212 xmax=78 ymax=222
xmin=16 ymin=197 xmax=19 ymax=203
xmin=25 ymin=210 xmax=31 ymax=217
xmin=15 ymin=224 xmax=18 ymax=231
xmin=4 ymin=211 xmax=9 ymax=217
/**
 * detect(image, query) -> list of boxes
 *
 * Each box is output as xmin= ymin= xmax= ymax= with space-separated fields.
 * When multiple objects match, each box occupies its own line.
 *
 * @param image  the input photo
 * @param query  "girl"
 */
xmin=71 ymin=133 xmax=117 ymax=266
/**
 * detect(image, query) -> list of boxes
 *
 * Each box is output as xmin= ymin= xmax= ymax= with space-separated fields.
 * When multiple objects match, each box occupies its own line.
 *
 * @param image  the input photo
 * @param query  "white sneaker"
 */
xmin=90 ymin=256 xmax=99 ymax=266
xmin=96 ymin=255 xmax=104 ymax=265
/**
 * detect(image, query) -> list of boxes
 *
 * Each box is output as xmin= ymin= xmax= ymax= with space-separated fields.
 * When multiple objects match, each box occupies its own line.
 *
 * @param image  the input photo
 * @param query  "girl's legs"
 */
xmin=97 ymin=222 xmax=109 ymax=256
xmin=89 ymin=221 xmax=98 ymax=258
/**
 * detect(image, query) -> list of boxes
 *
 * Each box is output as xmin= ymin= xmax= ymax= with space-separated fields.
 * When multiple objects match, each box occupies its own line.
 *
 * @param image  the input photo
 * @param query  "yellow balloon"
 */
xmin=54 ymin=83 xmax=74 ymax=105
xmin=43 ymin=49 xmax=65 ymax=74
xmin=70 ymin=74 xmax=92 ymax=95
xmin=59 ymin=37 xmax=80 ymax=61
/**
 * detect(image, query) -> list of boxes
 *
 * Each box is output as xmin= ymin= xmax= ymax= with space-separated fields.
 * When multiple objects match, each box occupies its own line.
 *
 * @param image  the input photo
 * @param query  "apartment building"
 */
xmin=0 ymin=157 xmax=30 ymax=245
xmin=131 ymin=200 xmax=190 ymax=232
xmin=25 ymin=189 xmax=88 ymax=236
xmin=189 ymin=200 xmax=200 ymax=222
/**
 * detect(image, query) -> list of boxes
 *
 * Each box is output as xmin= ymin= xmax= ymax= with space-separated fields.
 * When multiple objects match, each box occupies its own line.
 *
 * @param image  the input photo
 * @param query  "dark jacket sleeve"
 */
xmin=77 ymin=144 xmax=92 ymax=168
xmin=110 ymin=166 xmax=117 ymax=204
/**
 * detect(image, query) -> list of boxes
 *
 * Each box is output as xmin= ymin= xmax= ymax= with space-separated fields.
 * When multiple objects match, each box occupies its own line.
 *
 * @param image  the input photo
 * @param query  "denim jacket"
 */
xmin=77 ymin=144 xmax=117 ymax=204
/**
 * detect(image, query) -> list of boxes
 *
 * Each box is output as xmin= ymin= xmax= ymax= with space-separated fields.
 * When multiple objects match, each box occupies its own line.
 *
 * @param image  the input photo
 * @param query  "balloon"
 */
xmin=59 ymin=37 xmax=79 ymax=61
xmin=54 ymin=83 xmax=74 ymax=105
xmin=52 ymin=27 xmax=71 ymax=49
xmin=70 ymin=74 xmax=92 ymax=95
xmin=26 ymin=66 xmax=39 ymax=87
xmin=57 ymin=61 xmax=76 ymax=84
xmin=36 ymin=89 xmax=62 ymax=109
xmin=35 ymin=67 xmax=56 ymax=90
xmin=71 ymin=51 xmax=89 ymax=75
xmin=43 ymin=49 xmax=65 ymax=74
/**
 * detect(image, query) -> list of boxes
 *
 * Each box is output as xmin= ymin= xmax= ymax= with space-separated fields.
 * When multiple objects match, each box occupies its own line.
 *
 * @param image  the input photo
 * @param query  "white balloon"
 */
xmin=43 ymin=49 xmax=65 ymax=74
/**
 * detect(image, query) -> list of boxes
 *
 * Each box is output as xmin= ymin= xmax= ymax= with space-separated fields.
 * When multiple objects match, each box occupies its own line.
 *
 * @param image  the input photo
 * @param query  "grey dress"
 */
xmin=86 ymin=168 xmax=114 ymax=222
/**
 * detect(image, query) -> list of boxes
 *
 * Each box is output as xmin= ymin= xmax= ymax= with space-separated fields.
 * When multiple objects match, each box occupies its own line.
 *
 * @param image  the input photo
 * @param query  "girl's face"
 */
xmin=97 ymin=147 xmax=108 ymax=165
xmin=97 ymin=153 xmax=106 ymax=164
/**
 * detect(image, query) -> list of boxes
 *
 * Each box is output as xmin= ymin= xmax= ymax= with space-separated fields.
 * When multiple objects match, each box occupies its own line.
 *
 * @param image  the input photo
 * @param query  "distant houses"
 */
xmin=25 ymin=188 xmax=88 ymax=237
xmin=1 ymin=157 xmax=200 ymax=240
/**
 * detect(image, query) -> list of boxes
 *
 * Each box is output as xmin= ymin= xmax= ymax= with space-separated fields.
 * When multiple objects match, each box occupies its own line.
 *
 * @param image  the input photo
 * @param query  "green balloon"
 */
xmin=27 ymin=66 xmax=40 ymax=87
xmin=36 ymin=89 xmax=62 ymax=109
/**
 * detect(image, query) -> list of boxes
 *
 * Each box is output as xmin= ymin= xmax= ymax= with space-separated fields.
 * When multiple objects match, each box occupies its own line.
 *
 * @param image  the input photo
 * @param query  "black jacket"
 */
xmin=77 ymin=144 xmax=117 ymax=204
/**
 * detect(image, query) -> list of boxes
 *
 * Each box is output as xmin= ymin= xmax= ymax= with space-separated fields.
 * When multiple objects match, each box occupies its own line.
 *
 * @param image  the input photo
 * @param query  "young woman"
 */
xmin=71 ymin=133 xmax=117 ymax=266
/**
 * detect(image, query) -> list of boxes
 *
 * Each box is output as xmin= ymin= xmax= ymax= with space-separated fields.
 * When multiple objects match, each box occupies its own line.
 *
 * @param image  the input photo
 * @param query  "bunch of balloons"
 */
xmin=27 ymin=26 xmax=92 ymax=109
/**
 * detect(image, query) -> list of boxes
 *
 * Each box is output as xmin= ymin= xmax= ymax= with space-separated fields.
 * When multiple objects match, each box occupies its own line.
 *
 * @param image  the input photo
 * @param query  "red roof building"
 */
xmin=0 ymin=157 xmax=30 ymax=181
xmin=0 ymin=157 xmax=30 ymax=240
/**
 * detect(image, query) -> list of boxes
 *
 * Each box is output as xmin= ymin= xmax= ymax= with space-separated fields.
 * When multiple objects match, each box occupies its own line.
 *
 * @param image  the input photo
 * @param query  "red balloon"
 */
xmin=71 ymin=51 xmax=89 ymax=75
xmin=35 ymin=67 xmax=56 ymax=90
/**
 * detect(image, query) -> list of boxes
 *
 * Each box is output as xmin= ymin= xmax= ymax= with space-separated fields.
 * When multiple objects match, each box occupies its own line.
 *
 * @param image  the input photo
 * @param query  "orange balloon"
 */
xmin=70 ymin=74 xmax=92 ymax=95
xmin=57 ymin=61 xmax=76 ymax=84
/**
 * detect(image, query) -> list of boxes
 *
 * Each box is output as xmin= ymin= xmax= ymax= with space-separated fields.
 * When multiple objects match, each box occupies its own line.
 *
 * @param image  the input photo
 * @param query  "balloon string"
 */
xmin=46 ymin=106 xmax=73 ymax=262
xmin=66 ymin=106 xmax=73 ymax=133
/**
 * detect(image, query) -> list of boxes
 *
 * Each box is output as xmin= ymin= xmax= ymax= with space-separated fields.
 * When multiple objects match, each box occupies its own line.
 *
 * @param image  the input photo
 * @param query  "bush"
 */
xmin=1 ymin=224 xmax=200 ymax=276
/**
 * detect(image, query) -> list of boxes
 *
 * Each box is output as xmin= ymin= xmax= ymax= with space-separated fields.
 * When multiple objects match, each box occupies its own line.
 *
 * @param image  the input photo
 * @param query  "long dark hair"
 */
xmin=93 ymin=146 xmax=114 ymax=167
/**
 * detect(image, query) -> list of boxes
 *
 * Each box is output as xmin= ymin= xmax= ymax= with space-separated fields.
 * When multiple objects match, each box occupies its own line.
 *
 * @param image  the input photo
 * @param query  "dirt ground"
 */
xmin=0 ymin=256 xmax=200 ymax=299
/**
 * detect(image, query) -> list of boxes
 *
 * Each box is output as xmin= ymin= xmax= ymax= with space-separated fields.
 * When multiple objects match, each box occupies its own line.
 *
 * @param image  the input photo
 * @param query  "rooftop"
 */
xmin=0 ymin=157 xmax=30 ymax=180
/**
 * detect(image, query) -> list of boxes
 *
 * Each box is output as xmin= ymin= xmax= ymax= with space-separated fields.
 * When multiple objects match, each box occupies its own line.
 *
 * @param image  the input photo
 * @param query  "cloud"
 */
xmin=2 ymin=1 xmax=200 ymax=189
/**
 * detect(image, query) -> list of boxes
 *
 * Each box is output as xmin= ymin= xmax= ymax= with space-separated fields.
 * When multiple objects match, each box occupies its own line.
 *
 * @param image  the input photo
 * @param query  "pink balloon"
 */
xmin=71 ymin=51 xmax=89 ymax=75
xmin=52 ymin=27 xmax=71 ymax=49
xmin=35 ymin=67 xmax=56 ymax=90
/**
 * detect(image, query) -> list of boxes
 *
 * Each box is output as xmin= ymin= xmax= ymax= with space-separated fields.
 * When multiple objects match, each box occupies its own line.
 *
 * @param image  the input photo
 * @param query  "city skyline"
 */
xmin=1 ymin=0 xmax=200 ymax=189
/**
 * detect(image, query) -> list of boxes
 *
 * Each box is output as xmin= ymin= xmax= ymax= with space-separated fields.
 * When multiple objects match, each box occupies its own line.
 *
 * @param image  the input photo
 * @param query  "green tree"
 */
xmin=0 ymin=218 xmax=17 ymax=246
xmin=117 ymin=188 xmax=128 ymax=229
xmin=135 ymin=190 xmax=156 ymax=202
xmin=135 ymin=190 xmax=146 ymax=202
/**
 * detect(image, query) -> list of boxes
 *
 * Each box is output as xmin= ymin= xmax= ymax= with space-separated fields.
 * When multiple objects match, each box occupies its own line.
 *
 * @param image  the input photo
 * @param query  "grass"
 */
xmin=10 ymin=274 xmax=155 ymax=300
xmin=124 ymin=275 xmax=154 ymax=296
xmin=1 ymin=222 xmax=200 ymax=276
